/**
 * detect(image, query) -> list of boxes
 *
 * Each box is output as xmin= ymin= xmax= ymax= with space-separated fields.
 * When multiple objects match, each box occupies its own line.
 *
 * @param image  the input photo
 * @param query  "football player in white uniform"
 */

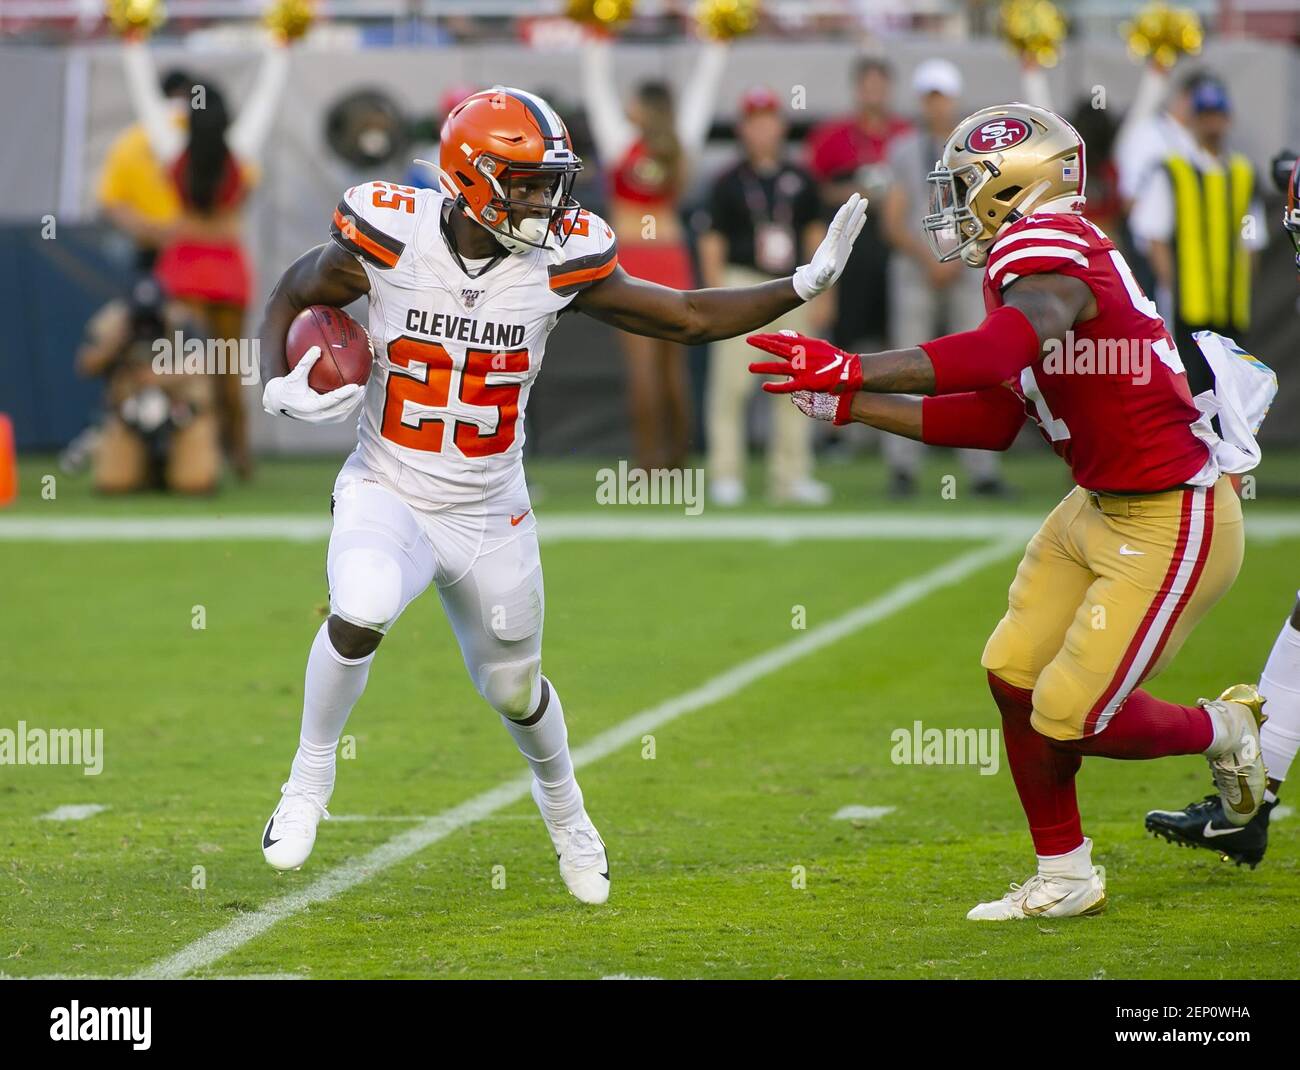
xmin=256 ymin=87 xmax=867 ymax=903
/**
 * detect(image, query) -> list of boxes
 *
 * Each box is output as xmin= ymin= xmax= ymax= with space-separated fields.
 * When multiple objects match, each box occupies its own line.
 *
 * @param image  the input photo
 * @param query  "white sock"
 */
xmin=288 ymin=621 xmax=375 ymax=801
xmin=1202 ymin=703 xmax=1236 ymax=757
xmin=501 ymin=676 xmax=584 ymax=826
xmin=1259 ymin=611 xmax=1300 ymax=785
xmin=1038 ymin=837 xmax=1093 ymax=879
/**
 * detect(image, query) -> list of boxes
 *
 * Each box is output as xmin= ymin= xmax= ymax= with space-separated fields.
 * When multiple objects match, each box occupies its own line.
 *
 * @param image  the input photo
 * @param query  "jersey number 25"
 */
xmin=380 ymin=338 xmax=527 ymax=457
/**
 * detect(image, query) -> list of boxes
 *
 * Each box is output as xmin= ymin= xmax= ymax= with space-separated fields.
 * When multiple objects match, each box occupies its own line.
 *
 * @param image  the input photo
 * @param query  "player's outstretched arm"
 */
xmin=778 ymin=382 xmax=1024 ymax=452
xmin=572 ymin=263 xmax=805 ymax=345
xmin=746 ymin=272 xmax=1093 ymax=398
xmin=257 ymin=241 xmax=369 ymax=383
xmin=572 ymin=193 xmax=868 ymax=345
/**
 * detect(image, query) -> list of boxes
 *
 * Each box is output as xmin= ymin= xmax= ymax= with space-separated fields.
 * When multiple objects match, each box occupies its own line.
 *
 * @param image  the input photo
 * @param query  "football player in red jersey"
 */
xmin=747 ymin=103 xmax=1267 ymax=920
xmin=1144 ymin=153 xmax=1300 ymax=867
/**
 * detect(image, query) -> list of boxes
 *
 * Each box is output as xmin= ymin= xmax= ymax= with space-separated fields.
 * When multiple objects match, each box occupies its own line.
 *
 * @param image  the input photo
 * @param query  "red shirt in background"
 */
xmin=805 ymin=114 xmax=914 ymax=182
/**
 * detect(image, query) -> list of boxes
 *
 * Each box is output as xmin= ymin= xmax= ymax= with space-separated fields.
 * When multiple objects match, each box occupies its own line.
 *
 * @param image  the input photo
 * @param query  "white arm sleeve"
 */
xmin=676 ymin=41 xmax=728 ymax=155
xmin=229 ymin=43 xmax=289 ymax=163
xmin=123 ymin=39 xmax=184 ymax=165
xmin=581 ymin=38 xmax=636 ymax=165
xmin=1129 ymin=168 xmax=1175 ymax=245
xmin=1116 ymin=64 xmax=1169 ymax=154
xmin=1019 ymin=65 xmax=1053 ymax=110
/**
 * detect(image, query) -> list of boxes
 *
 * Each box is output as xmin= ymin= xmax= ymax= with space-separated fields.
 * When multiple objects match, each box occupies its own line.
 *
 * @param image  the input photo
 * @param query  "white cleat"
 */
xmin=1201 ymin=684 xmax=1268 ymax=827
xmin=967 ymin=866 xmax=1107 ymax=921
xmin=710 ymin=477 xmax=746 ymax=508
xmin=531 ymin=779 xmax=610 ymax=904
xmin=770 ymin=477 xmax=832 ymax=507
xmin=262 ymin=781 xmax=330 ymax=871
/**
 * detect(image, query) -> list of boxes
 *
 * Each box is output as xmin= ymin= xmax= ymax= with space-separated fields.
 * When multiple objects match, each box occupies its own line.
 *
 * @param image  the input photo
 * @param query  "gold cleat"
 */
xmin=1201 ymin=684 xmax=1270 ymax=826
xmin=1217 ymin=684 xmax=1267 ymax=728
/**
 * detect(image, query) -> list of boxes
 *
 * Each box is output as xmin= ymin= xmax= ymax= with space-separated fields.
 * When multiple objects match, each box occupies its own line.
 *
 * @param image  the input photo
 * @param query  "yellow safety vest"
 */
xmin=1165 ymin=152 xmax=1254 ymax=331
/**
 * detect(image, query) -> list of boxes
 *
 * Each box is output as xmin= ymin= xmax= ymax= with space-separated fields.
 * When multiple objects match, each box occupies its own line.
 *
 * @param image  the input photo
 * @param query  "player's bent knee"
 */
xmin=479 ymin=655 xmax=542 ymax=719
xmin=328 ymin=615 xmax=383 ymax=660
xmin=331 ymin=547 xmax=404 ymax=633
xmin=1030 ymin=665 xmax=1092 ymax=742
xmin=979 ymin=620 xmax=1039 ymax=695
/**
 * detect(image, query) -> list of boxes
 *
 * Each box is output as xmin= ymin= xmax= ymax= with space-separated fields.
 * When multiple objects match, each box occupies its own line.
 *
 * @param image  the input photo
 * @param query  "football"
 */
xmin=285 ymin=305 xmax=373 ymax=393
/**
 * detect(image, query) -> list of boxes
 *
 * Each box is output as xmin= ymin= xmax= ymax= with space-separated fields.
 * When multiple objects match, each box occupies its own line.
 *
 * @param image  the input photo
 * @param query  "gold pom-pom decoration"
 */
xmin=1123 ymin=3 xmax=1203 ymax=69
xmin=695 ymin=0 xmax=761 ymax=40
xmin=565 ymin=0 xmax=637 ymax=30
xmin=1000 ymin=0 xmax=1068 ymax=68
xmin=105 ymin=0 xmax=166 ymax=37
xmin=264 ymin=0 xmax=317 ymax=43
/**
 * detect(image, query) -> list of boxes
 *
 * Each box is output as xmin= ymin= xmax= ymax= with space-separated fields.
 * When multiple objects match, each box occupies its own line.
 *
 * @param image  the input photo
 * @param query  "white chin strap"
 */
xmin=494 ymin=215 xmax=550 ymax=255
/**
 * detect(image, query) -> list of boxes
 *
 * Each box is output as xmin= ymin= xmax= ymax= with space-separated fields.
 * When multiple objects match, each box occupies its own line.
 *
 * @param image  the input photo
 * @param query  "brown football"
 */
xmin=285 ymin=305 xmax=373 ymax=393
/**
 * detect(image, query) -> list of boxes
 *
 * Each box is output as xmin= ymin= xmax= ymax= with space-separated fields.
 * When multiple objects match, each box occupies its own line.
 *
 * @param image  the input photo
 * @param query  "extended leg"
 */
xmin=262 ymin=478 xmax=435 ymax=871
xmin=437 ymin=521 xmax=609 ymax=903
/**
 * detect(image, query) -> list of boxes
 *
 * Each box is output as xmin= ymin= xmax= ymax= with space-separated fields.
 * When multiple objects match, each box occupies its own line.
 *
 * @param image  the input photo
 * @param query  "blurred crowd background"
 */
xmin=0 ymin=0 xmax=1297 ymax=503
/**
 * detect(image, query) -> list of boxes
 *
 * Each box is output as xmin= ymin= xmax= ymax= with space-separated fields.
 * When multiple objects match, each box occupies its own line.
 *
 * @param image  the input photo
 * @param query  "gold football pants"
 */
xmin=982 ymin=476 xmax=1244 ymax=741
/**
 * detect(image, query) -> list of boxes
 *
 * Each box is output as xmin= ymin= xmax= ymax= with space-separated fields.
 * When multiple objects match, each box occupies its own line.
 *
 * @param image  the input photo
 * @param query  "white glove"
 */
xmin=262 ymin=346 xmax=364 ymax=424
xmin=792 ymin=192 xmax=869 ymax=301
xmin=791 ymin=389 xmax=844 ymax=424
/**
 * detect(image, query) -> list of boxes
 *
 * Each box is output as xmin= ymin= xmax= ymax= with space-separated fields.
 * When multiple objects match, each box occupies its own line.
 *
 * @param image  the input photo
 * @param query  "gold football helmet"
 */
xmin=922 ymin=103 xmax=1086 ymax=267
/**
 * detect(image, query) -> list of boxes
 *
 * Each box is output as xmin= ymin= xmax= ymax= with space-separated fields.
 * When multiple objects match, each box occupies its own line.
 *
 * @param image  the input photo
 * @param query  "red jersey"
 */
xmin=983 ymin=212 xmax=1210 ymax=493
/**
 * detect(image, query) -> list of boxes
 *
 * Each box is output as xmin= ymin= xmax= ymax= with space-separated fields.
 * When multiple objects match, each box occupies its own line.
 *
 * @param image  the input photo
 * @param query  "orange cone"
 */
xmin=0 ymin=414 xmax=16 ymax=507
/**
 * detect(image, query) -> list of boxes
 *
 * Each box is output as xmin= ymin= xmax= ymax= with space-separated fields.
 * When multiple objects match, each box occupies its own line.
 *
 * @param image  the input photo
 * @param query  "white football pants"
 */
xmin=326 ymin=453 xmax=545 ymax=719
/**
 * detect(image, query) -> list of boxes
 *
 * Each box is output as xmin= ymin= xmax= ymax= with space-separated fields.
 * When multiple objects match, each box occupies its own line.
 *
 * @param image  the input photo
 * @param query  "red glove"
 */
xmin=747 ymin=331 xmax=863 ymax=395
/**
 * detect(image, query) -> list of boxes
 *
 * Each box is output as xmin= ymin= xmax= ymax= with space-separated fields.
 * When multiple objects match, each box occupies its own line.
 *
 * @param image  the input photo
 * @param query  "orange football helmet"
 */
xmin=437 ymin=86 xmax=583 ymax=255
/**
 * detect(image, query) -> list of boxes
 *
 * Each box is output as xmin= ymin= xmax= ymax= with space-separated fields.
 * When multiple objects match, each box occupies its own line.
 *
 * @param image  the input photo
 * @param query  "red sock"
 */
xmin=1056 ymin=689 xmax=1213 ymax=760
xmin=988 ymin=672 xmax=1084 ymax=857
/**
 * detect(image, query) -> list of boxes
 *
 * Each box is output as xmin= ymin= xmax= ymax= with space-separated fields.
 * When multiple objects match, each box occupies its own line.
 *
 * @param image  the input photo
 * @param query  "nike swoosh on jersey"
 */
xmin=1118 ymin=544 xmax=1145 ymax=556
xmin=510 ymin=510 xmax=531 ymax=526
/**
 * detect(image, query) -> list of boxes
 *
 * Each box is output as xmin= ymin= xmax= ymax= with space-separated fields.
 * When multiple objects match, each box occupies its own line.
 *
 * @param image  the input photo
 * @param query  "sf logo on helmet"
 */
xmin=968 ymin=118 xmax=1031 ymax=153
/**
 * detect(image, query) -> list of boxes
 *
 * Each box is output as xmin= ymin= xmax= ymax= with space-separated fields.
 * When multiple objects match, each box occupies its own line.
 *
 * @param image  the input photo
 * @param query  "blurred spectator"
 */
xmin=806 ymin=57 xmax=910 ymax=397
xmin=1114 ymin=67 xmax=1206 ymax=293
xmin=1131 ymin=78 xmax=1266 ymax=396
xmin=404 ymin=84 xmax=478 ymax=190
xmin=698 ymin=87 xmax=831 ymax=507
xmin=123 ymin=36 xmax=289 ymax=480
xmin=1069 ymin=99 xmax=1123 ymax=238
xmin=1115 ymin=68 xmax=1206 ymax=216
xmin=76 ymin=277 xmax=217 ymax=495
xmin=879 ymin=59 xmax=1009 ymax=499
xmin=582 ymin=38 xmax=728 ymax=472
xmin=96 ymin=67 xmax=194 ymax=270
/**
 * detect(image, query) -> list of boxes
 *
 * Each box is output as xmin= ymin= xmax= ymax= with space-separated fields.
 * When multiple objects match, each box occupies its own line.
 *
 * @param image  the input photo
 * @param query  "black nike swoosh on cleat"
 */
xmin=263 ymin=818 xmax=280 ymax=850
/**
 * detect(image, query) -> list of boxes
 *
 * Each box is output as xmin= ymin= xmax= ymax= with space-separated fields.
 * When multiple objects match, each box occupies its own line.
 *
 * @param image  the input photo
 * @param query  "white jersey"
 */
xmin=329 ymin=181 xmax=618 ymax=506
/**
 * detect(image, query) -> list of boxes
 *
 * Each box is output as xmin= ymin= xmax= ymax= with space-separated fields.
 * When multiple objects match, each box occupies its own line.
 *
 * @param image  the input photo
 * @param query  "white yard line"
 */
xmin=831 ymin=805 xmax=896 ymax=821
xmin=39 ymin=804 xmax=109 ymax=822
xmin=4 ymin=512 xmax=1299 ymax=543
xmin=133 ymin=538 xmax=1018 ymax=980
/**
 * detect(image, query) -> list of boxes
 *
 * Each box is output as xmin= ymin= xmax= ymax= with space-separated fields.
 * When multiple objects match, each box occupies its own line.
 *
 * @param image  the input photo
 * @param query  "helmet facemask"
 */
xmin=922 ymin=162 xmax=989 ymax=265
xmin=475 ymin=154 xmax=582 ymax=256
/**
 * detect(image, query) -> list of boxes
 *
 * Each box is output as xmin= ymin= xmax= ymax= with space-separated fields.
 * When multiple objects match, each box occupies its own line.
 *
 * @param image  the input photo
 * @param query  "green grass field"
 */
xmin=2 ymin=451 xmax=1298 ymax=979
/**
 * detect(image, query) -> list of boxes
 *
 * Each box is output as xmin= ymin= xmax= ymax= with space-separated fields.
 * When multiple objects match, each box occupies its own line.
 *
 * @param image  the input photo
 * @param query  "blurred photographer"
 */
xmin=76 ymin=278 xmax=219 ymax=495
